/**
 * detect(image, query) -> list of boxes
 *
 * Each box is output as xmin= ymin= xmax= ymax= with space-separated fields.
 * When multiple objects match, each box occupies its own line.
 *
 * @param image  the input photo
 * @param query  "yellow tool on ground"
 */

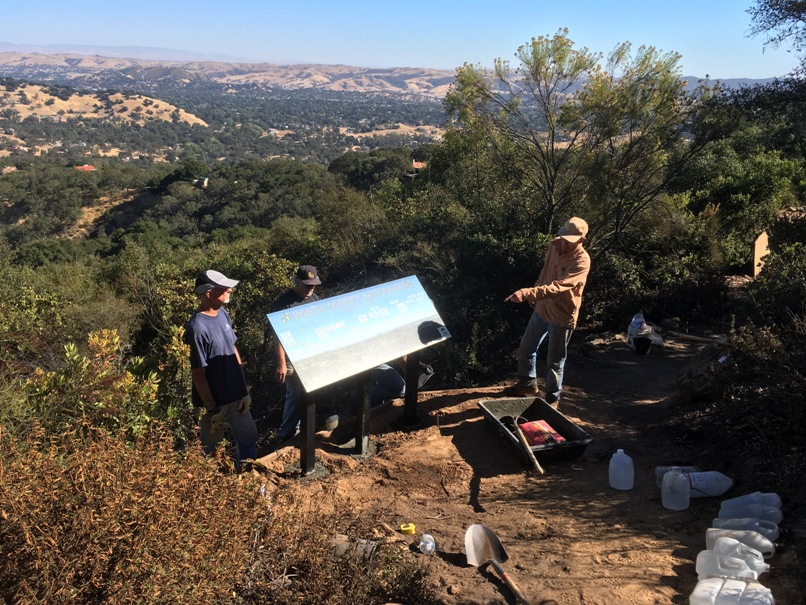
xmin=399 ymin=523 xmax=416 ymax=535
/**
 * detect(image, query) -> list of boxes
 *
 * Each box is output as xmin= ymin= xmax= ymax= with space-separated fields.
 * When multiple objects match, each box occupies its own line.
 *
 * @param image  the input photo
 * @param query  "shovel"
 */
xmin=465 ymin=523 xmax=531 ymax=605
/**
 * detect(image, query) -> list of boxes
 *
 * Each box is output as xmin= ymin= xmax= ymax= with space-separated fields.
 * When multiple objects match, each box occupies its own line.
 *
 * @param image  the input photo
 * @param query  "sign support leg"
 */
xmin=300 ymin=390 xmax=316 ymax=475
xmin=399 ymin=350 xmax=422 ymax=428
xmin=354 ymin=374 xmax=371 ymax=455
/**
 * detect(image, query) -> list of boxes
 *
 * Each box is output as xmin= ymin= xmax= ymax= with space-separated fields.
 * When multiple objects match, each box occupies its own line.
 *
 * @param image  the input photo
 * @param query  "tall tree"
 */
xmin=445 ymin=29 xmax=599 ymax=236
xmin=444 ymin=29 xmax=710 ymax=250
xmin=569 ymin=43 xmax=712 ymax=249
xmin=748 ymin=0 xmax=806 ymax=71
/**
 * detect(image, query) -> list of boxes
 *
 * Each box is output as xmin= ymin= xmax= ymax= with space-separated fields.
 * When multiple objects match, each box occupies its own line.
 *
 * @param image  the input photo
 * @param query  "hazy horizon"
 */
xmin=2 ymin=0 xmax=800 ymax=80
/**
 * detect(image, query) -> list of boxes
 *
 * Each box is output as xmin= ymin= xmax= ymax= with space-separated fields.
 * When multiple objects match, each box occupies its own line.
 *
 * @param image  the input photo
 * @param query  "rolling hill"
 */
xmin=0 ymin=52 xmax=457 ymax=99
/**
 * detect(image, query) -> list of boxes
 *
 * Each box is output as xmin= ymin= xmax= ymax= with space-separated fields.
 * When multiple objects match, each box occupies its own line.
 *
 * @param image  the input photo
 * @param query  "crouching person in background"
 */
xmin=185 ymin=269 xmax=258 ymax=470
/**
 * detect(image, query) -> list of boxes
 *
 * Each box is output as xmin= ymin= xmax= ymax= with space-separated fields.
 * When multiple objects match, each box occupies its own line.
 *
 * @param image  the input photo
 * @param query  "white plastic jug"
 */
xmin=655 ymin=465 xmax=699 ymax=488
xmin=689 ymin=577 xmax=774 ymax=605
xmin=721 ymin=491 xmax=782 ymax=509
xmin=695 ymin=550 xmax=758 ymax=581
xmin=711 ymin=537 xmax=769 ymax=575
xmin=688 ymin=471 xmax=734 ymax=497
xmin=626 ymin=311 xmax=647 ymax=348
xmin=718 ymin=503 xmax=783 ymax=525
xmin=741 ymin=581 xmax=776 ymax=605
xmin=711 ymin=518 xmax=780 ymax=542
xmin=662 ymin=466 xmax=690 ymax=510
xmin=705 ymin=528 xmax=775 ymax=559
xmin=609 ymin=449 xmax=634 ymax=490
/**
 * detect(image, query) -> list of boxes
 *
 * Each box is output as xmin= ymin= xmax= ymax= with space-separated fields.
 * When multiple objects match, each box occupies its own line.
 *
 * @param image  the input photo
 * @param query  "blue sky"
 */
xmin=2 ymin=0 xmax=798 ymax=78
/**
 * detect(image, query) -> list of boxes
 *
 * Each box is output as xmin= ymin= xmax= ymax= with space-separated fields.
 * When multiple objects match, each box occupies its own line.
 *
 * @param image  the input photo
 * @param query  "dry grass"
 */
xmin=0 ymin=83 xmax=207 ymax=127
xmin=0 ymin=424 xmax=261 ymax=603
xmin=0 ymin=424 xmax=434 ymax=604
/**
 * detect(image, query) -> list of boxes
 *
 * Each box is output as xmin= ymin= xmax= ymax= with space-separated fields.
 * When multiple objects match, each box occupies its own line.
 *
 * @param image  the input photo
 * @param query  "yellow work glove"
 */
xmin=210 ymin=405 xmax=229 ymax=433
xmin=237 ymin=393 xmax=251 ymax=414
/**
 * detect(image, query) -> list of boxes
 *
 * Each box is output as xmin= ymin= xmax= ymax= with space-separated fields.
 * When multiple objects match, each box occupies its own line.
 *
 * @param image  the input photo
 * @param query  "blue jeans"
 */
xmin=516 ymin=311 xmax=573 ymax=404
xmin=199 ymin=396 xmax=258 ymax=463
xmin=279 ymin=372 xmax=303 ymax=439
xmin=350 ymin=364 xmax=406 ymax=407
xmin=370 ymin=363 xmax=406 ymax=406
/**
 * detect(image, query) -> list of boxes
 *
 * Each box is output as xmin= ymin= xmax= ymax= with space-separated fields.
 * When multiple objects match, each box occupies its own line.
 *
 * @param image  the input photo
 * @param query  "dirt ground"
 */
xmin=257 ymin=333 xmax=801 ymax=605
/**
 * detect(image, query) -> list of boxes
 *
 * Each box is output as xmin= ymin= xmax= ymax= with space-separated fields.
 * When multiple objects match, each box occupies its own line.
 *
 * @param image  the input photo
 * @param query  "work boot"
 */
xmin=503 ymin=379 xmax=538 ymax=398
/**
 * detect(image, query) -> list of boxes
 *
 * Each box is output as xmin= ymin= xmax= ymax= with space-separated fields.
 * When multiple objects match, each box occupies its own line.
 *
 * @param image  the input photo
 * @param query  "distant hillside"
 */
xmin=0 ymin=52 xmax=456 ymax=99
xmin=0 ymin=49 xmax=778 ymax=166
xmin=0 ymin=42 xmax=244 ymax=63
xmin=0 ymin=81 xmax=206 ymax=127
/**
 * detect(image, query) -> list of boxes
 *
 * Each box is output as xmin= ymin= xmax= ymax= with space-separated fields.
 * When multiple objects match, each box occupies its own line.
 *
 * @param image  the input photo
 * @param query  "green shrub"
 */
xmin=748 ymin=243 xmax=806 ymax=326
xmin=24 ymin=329 xmax=159 ymax=440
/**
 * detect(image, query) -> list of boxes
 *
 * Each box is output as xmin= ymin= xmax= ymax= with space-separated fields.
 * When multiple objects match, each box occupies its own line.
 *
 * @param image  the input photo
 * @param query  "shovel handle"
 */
xmin=490 ymin=559 xmax=531 ymax=605
xmin=514 ymin=422 xmax=545 ymax=475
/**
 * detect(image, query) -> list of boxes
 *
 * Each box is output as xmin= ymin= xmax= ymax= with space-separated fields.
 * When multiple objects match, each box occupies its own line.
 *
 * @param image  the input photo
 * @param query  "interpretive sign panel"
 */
xmin=267 ymin=276 xmax=450 ymax=392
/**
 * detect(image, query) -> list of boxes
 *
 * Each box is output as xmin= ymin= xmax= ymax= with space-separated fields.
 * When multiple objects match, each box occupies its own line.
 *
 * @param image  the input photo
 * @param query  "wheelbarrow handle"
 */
xmin=489 ymin=559 xmax=531 ymax=605
xmin=514 ymin=422 xmax=545 ymax=475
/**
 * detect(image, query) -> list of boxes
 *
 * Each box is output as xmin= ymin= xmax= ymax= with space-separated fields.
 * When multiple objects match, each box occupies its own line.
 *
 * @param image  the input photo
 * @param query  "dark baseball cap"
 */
xmin=296 ymin=264 xmax=321 ymax=285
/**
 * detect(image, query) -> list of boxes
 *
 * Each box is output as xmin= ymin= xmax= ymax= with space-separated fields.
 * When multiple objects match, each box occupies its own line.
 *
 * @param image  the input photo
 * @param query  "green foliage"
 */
xmin=748 ymin=243 xmax=806 ymax=325
xmin=445 ymin=29 xmax=600 ymax=235
xmin=444 ymin=29 xmax=710 ymax=252
xmin=674 ymin=132 xmax=799 ymax=269
xmin=727 ymin=78 xmax=806 ymax=166
xmin=583 ymin=201 xmax=728 ymax=328
xmin=0 ymin=258 xmax=138 ymax=378
xmin=328 ymin=148 xmax=413 ymax=191
xmin=152 ymin=325 xmax=195 ymax=446
xmin=103 ymin=237 xmax=201 ymax=356
xmin=24 ymin=329 xmax=159 ymax=440
xmin=748 ymin=0 xmax=806 ymax=66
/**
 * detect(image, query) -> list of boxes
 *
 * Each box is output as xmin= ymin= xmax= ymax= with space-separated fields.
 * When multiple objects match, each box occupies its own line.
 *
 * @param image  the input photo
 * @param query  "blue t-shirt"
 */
xmin=185 ymin=308 xmax=248 ymax=408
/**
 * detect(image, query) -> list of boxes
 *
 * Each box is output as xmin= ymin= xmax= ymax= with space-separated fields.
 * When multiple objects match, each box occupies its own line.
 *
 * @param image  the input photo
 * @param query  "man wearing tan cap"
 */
xmin=505 ymin=217 xmax=591 ymax=408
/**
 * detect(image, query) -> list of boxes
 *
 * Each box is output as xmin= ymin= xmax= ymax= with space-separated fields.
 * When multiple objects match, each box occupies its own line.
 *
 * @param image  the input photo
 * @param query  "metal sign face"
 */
xmin=267 ymin=276 xmax=450 ymax=392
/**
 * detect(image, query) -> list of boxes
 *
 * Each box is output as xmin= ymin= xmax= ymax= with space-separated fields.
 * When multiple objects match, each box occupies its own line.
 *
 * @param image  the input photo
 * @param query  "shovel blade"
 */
xmin=465 ymin=523 xmax=509 ymax=567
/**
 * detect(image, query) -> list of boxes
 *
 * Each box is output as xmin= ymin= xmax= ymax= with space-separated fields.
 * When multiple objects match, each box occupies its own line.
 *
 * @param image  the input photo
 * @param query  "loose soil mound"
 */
xmin=258 ymin=334 xmax=803 ymax=604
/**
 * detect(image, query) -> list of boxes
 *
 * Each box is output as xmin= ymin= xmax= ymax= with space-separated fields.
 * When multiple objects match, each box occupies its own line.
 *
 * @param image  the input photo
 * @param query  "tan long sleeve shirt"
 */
xmin=520 ymin=238 xmax=591 ymax=328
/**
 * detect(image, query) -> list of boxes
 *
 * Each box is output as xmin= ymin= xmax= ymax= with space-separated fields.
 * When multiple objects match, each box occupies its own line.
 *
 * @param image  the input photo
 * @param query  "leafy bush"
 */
xmin=748 ymin=243 xmax=806 ymax=325
xmin=24 ymin=329 xmax=159 ymax=440
xmin=0 ymin=259 xmax=138 ymax=378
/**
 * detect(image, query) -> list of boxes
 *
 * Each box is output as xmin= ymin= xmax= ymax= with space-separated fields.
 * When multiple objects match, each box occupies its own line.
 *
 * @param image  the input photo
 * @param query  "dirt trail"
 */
xmin=259 ymin=334 xmax=800 ymax=604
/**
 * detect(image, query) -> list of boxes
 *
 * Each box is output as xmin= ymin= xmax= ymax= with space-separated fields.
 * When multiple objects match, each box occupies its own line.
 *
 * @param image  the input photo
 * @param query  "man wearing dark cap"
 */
xmin=185 ymin=269 xmax=258 ymax=467
xmin=504 ymin=217 xmax=592 ymax=408
xmin=269 ymin=264 xmax=336 ymax=442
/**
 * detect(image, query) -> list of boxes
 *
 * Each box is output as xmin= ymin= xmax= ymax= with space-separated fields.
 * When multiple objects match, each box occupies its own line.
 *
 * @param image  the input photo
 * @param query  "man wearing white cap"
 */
xmin=505 ymin=217 xmax=592 ymax=408
xmin=185 ymin=269 xmax=258 ymax=468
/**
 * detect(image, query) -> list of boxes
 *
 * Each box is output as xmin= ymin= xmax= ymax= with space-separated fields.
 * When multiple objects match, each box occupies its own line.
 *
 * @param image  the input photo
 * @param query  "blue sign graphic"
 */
xmin=267 ymin=276 xmax=450 ymax=392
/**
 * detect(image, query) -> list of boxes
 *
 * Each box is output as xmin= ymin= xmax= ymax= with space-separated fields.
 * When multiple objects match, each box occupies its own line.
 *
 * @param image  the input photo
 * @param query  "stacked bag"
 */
xmin=689 ymin=491 xmax=782 ymax=604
